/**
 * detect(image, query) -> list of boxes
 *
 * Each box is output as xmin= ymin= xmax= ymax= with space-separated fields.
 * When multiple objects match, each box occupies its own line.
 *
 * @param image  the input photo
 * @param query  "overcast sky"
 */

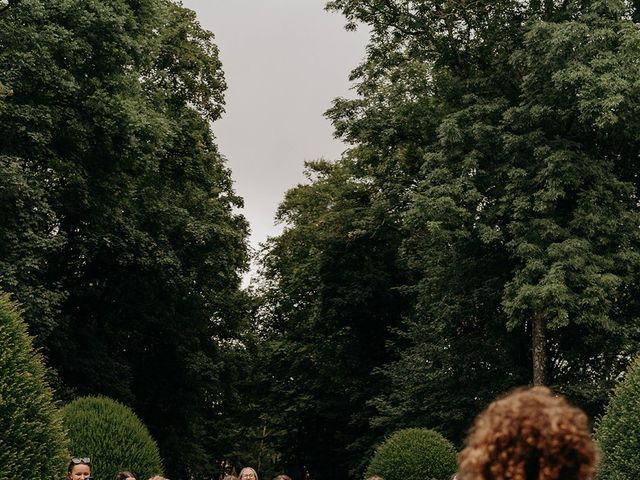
xmin=180 ymin=0 xmax=369 ymax=264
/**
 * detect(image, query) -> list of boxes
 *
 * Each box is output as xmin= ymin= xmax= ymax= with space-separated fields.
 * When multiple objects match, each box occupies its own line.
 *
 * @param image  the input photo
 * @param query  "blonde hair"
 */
xmin=458 ymin=387 xmax=598 ymax=480
xmin=239 ymin=467 xmax=259 ymax=480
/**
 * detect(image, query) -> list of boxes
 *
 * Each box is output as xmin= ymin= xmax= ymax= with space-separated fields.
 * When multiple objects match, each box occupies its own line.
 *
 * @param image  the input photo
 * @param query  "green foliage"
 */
xmin=248 ymin=2 xmax=640 ymax=477
xmin=322 ymin=0 xmax=640 ymax=447
xmin=0 ymin=293 xmax=68 ymax=480
xmin=365 ymin=428 xmax=457 ymax=480
xmin=0 ymin=156 xmax=65 ymax=351
xmin=62 ymin=396 xmax=163 ymax=480
xmin=252 ymin=159 xmax=410 ymax=478
xmin=595 ymin=355 xmax=640 ymax=480
xmin=0 ymin=0 xmax=249 ymax=477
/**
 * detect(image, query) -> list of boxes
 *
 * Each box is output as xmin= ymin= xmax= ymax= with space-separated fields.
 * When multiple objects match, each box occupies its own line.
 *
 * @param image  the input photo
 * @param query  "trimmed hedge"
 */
xmin=595 ymin=355 xmax=640 ymax=480
xmin=0 ymin=293 xmax=69 ymax=480
xmin=365 ymin=428 xmax=457 ymax=480
xmin=62 ymin=396 xmax=163 ymax=480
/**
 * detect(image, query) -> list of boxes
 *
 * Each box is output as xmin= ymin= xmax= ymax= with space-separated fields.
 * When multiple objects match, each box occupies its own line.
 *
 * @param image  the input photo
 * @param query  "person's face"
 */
xmin=68 ymin=464 xmax=91 ymax=480
xmin=240 ymin=471 xmax=256 ymax=480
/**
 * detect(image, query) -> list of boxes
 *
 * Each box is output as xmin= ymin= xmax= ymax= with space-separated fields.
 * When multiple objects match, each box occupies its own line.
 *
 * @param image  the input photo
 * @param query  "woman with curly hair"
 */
xmin=458 ymin=386 xmax=598 ymax=480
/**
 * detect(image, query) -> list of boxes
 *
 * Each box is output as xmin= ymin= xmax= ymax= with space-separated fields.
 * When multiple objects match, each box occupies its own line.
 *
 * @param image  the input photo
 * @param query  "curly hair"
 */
xmin=458 ymin=387 xmax=598 ymax=480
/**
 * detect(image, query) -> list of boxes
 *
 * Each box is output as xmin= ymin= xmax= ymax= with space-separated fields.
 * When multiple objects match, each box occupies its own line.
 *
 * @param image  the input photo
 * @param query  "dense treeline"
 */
xmin=0 ymin=0 xmax=248 ymax=478
xmin=3 ymin=1 xmax=640 ymax=480
xmin=246 ymin=0 xmax=640 ymax=478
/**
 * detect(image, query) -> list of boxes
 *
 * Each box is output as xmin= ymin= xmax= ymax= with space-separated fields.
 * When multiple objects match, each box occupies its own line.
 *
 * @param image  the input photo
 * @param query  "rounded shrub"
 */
xmin=595 ymin=355 xmax=640 ymax=480
xmin=62 ymin=396 xmax=163 ymax=480
xmin=0 ymin=293 xmax=69 ymax=480
xmin=365 ymin=428 xmax=457 ymax=480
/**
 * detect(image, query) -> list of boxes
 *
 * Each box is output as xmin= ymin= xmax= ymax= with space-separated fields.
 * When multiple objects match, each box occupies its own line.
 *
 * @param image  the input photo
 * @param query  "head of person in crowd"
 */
xmin=116 ymin=472 xmax=136 ymax=480
xmin=273 ymin=475 xmax=292 ymax=480
xmin=223 ymin=476 xmax=238 ymax=480
xmin=148 ymin=476 xmax=168 ymax=480
xmin=458 ymin=386 xmax=598 ymax=480
xmin=67 ymin=457 xmax=92 ymax=480
xmin=239 ymin=467 xmax=259 ymax=480
xmin=366 ymin=477 xmax=384 ymax=480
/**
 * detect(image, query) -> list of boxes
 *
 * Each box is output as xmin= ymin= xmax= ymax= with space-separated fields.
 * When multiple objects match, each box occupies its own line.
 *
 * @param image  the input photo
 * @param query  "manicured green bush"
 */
xmin=365 ymin=428 xmax=457 ymax=480
xmin=62 ymin=396 xmax=163 ymax=480
xmin=0 ymin=293 xmax=69 ymax=480
xmin=595 ymin=355 xmax=640 ymax=480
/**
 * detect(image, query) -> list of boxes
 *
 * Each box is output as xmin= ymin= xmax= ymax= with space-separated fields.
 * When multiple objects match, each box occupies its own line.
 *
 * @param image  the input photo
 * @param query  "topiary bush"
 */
xmin=0 ymin=293 xmax=69 ymax=480
xmin=595 ymin=355 xmax=640 ymax=480
xmin=365 ymin=428 xmax=457 ymax=480
xmin=62 ymin=396 xmax=163 ymax=480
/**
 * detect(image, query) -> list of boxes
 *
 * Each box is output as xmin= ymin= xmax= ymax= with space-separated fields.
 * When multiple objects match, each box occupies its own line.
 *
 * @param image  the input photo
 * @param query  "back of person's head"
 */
xmin=458 ymin=386 xmax=598 ymax=480
xmin=273 ymin=475 xmax=292 ymax=480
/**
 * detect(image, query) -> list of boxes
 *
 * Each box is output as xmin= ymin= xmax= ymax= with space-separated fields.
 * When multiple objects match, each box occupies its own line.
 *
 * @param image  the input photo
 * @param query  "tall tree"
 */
xmin=326 ymin=0 xmax=640 ymax=444
xmin=254 ymin=159 xmax=409 ymax=479
xmin=0 ymin=1 xmax=249 ymax=477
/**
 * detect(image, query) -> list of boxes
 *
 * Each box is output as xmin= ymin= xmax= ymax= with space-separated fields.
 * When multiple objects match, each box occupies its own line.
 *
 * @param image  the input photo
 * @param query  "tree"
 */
xmin=0 ymin=1 xmax=249 ymax=477
xmin=365 ymin=428 xmax=457 ymax=480
xmin=0 ymin=155 xmax=65 ymax=351
xmin=254 ymin=159 xmax=410 ymax=479
xmin=595 ymin=355 xmax=640 ymax=480
xmin=62 ymin=396 xmax=163 ymax=480
xmin=0 ymin=292 xmax=69 ymax=480
xmin=325 ymin=0 xmax=640 ymax=438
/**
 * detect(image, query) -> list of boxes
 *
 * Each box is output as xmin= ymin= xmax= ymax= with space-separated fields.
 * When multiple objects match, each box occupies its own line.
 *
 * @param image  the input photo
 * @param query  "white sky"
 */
xmin=179 ymin=1 xmax=368 ymax=270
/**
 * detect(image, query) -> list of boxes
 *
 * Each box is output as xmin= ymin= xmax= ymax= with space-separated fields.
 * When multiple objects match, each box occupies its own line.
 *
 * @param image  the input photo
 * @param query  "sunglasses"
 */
xmin=71 ymin=457 xmax=91 ymax=465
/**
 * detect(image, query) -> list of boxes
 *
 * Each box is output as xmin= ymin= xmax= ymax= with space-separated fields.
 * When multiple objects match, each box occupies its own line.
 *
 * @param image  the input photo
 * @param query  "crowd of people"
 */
xmin=65 ymin=460 xmax=289 ymax=480
xmin=66 ymin=386 xmax=598 ymax=480
xmin=66 ymin=460 xmax=173 ymax=480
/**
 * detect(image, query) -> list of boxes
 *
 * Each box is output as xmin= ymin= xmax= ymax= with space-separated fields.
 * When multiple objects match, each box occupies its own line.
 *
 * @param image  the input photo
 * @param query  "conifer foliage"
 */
xmin=595 ymin=355 xmax=640 ymax=480
xmin=0 ymin=293 xmax=68 ymax=480
xmin=62 ymin=396 xmax=163 ymax=480
xmin=365 ymin=428 xmax=457 ymax=480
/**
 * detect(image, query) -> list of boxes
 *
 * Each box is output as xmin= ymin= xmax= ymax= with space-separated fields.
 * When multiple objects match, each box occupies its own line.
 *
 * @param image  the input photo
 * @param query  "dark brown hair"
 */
xmin=458 ymin=387 xmax=598 ymax=480
xmin=115 ymin=472 xmax=136 ymax=480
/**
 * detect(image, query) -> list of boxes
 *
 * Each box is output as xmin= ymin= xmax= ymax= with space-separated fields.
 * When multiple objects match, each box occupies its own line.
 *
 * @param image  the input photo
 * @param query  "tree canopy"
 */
xmin=250 ymin=1 xmax=640 ymax=477
xmin=0 ymin=1 xmax=249 ymax=477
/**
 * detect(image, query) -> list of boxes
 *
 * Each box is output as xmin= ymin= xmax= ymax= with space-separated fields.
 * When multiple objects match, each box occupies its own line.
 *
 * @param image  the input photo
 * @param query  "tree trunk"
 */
xmin=532 ymin=312 xmax=547 ymax=386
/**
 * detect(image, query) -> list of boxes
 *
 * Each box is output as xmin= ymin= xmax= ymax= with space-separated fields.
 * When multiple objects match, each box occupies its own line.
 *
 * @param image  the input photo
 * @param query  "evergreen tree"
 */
xmin=595 ymin=355 xmax=640 ymax=480
xmin=62 ymin=396 xmax=163 ymax=480
xmin=0 ymin=293 xmax=69 ymax=480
